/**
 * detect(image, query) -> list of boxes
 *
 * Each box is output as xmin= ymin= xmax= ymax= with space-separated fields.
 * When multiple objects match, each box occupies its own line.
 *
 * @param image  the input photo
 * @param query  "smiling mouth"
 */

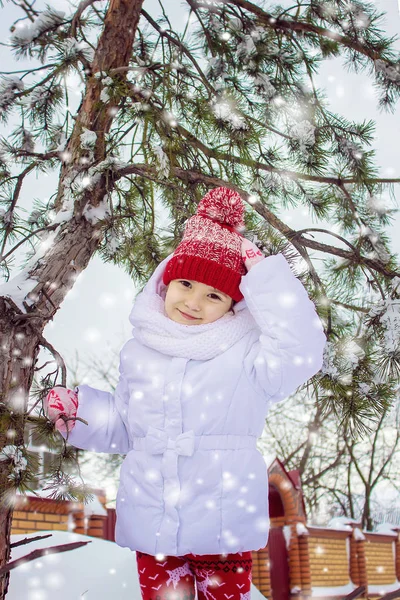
xmin=178 ymin=309 xmax=201 ymax=320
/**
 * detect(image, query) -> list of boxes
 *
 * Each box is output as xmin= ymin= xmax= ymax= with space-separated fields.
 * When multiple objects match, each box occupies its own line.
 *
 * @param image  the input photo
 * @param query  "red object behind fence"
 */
xmin=103 ymin=508 xmax=116 ymax=542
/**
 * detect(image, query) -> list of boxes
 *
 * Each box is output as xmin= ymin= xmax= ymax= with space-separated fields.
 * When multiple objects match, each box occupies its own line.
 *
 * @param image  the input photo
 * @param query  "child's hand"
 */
xmin=242 ymin=238 xmax=265 ymax=272
xmin=44 ymin=386 xmax=79 ymax=434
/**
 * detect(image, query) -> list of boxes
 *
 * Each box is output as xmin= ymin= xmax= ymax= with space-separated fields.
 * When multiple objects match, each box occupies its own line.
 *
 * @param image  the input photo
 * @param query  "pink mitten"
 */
xmin=241 ymin=238 xmax=265 ymax=272
xmin=44 ymin=386 xmax=79 ymax=434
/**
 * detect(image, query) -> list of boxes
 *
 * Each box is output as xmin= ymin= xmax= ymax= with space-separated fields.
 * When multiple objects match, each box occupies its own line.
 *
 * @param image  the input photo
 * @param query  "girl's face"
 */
xmin=164 ymin=279 xmax=233 ymax=325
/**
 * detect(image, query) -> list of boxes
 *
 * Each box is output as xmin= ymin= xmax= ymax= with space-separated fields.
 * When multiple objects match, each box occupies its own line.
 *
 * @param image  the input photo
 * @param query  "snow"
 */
xmin=375 ymin=59 xmax=400 ymax=84
xmin=80 ymin=128 xmax=97 ymax=150
xmin=252 ymin=73 xmax=276 ymax=99
xmin=10 ymin=9 xmax=65 ymax=45
xmin=83 ymin=495 xmax=107 ymax=517
xmin=353 ymin=527 xmax=366 ymax=541
xmin=8 ymin=531 xmax=267 ymax=600
xmin=210 ymin=96 xmax=248 ymax=130
xmin=153 ymin=146 xmax=170 ymax=178
xmin=0 ymin=269 xmax=39 ymax=312
xmin=312 ymin=582 xmax=356 ymax=596
xmin=358 ymin=225 xmax=391 ymax=264
xmin=320 ymin=341 xmax=340 ymax=379
xmin=369 ymin=582 xmax=400 ymax=594
xmin=61 ymin=39 xmax=94 ymax=63
xmin=296 ymin=522 xmax=309 ymax=536
xmin=327 ymin=516 xmax=356 ymax=531
xmin=391 ymin=277 xmax=400 ymax=294
xmin=342 ymin=339 xmax=365 ymax=369
xmin=27 ymin=85 xmax=54 ymax=110
xmin=366 ymin=194 xmax=392 ymax=216
xmin=283 ymin=525 xmax=292 ymax=549
xmin=369 ymin=298 xmax=400 ymax=354
xmin=375 ymin=522 xmax=399 ymax=534
xmin=0 ymin=76 xmax=24 ymax=115
xmin=338 ymin=137 xmax=363 ymax=161
xmin=100 ymin=88 xmax=111 ymax=103
xmin=82 ymin=195 xmax=111 ymax=224
xmin=289 ymin=120 xmax=316 ymax=152
xmin=0 ymin=226 xmax=64 ymax=310
xmin=0 ymin=445 xmax=27 ymax=480
xmin=237 ymin=35 xmax=257 ymax=60
xmin=50 ymin=208 xmax=73 ymax=225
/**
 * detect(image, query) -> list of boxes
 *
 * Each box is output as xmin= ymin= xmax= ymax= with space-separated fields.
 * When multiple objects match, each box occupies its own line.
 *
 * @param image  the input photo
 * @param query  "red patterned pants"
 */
xmin=136 ymin=550 xmax=252 ymax=600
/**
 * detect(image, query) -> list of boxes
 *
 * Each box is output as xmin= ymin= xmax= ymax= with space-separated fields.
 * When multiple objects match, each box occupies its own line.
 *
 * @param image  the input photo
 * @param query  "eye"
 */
xmin=179 ymin=280 xmax=191 ymax=288
xmin=209 ymin=293 xmax=222 ymax=301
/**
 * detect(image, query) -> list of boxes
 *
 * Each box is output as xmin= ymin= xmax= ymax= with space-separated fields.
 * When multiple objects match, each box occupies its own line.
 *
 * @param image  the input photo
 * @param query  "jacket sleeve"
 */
xmin=240 ymin=253 xmax=326 ymax=405
xmin=60 ymin=351 xmax=131 ymax=454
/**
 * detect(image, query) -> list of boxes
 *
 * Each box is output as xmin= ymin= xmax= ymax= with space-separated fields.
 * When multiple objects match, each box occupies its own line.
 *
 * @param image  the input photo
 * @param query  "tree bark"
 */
xmin=0 ymin=1 xmax=144 ymax=597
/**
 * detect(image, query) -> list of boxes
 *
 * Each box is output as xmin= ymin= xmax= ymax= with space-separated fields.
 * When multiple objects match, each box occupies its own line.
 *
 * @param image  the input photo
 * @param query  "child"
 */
xmin=45 ymin=187 xmax=326 ymax=600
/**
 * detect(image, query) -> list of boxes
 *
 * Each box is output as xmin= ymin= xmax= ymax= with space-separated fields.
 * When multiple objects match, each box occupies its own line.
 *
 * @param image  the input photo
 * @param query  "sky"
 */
xmin=1 ymin=0 xmax=399 ymax=390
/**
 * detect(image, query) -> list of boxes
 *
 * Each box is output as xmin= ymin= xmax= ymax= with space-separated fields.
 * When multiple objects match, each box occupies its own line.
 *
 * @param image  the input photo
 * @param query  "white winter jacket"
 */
xmin=64 ymin=253 xmax=326 ymax=556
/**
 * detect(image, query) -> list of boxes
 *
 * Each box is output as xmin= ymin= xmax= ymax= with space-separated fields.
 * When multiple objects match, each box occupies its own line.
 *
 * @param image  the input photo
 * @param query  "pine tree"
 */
xmin=0 ymin=0 xmax=399 ymax=594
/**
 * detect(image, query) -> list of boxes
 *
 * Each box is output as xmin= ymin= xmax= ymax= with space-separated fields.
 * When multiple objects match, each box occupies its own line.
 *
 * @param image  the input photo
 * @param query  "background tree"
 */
xmin=261 ymin=387 xmax=400 ymax=529
xmin=1 ymin=0 xmax=400 ymax=595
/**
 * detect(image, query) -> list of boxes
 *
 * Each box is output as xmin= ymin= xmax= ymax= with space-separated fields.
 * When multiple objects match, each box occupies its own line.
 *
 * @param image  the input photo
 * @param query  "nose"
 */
xmin=184 ymin=292 xmax=202 ymax=311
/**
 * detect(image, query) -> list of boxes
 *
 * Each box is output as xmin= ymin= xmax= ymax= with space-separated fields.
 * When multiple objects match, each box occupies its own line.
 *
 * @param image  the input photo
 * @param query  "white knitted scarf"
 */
xmin=129 ymin=256 xmax=258 ymax=361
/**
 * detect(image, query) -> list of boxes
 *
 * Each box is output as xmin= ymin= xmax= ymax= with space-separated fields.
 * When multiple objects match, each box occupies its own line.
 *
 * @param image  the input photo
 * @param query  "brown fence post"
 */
xmin=252 ymin=547 xmax=272 ymax=599
xmin=296 ymin=522 xmax=312 ymax=597
xmin=86 ymin=514 xmax=107 ymax=538
xmin=286 ymin=520 xmax=303 ymax=595
xmin=349 ymin=526 xmax=367 ymax=595
xmin=395 ymin=529 xmax=400 ymax=582
xmin=72 ymin=509 xmax=86 ymax=535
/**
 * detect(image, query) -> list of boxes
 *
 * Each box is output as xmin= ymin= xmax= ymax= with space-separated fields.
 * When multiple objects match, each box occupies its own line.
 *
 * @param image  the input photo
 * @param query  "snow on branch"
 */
xmin=10 ymin=8 xmax=66 ymax=51
xmin=0 ymin=77 xmax=24 ymax=122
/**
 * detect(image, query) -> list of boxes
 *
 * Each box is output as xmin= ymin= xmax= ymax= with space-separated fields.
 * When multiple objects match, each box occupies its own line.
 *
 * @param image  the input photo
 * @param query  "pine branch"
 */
xmin=117 ymin=162 xmax=400 ymax=280
xmin=37 ymin=335 xmax=67 ymax=387
xmin=10 ymin=533 xmax=52 ymax=549
xmin=0 ymin=163 xmax=37 ymax=257
xmin=141 ymin=9 xmax=214 ymax=93
xmin=1 ymin=223 xmax=59 ymax=263
xmin=0 ymin=541 xmax=91 ymax=576
xmin=219 ymin=0 xmax=397 ymax=63
xmin=70 ymin=0 xmax=101 ymax=38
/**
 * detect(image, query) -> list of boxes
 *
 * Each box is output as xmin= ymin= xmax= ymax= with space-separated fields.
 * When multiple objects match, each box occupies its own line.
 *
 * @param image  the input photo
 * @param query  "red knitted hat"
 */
xmin=163 ymin=187 xmax=246 ymax=301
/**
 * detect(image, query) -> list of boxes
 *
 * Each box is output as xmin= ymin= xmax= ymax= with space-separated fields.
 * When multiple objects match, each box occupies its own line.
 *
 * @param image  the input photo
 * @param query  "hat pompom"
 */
xmin=197 ymin=187 xmax=244 ymax=228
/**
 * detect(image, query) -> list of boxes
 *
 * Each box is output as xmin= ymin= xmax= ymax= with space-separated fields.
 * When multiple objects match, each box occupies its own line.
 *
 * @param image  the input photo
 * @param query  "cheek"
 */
xmin=212 ymin=303 xmax=229 ymax=315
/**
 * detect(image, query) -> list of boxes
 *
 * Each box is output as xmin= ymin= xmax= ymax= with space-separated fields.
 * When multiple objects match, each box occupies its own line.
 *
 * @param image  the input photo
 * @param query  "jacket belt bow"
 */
xmin=144 ymin=425 xmax=195 ymax=457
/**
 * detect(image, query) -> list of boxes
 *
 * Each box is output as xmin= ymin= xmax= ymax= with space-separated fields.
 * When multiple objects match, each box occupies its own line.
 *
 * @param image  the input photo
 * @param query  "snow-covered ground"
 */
xmin=8 ymin=531 xmax=267 ymax=600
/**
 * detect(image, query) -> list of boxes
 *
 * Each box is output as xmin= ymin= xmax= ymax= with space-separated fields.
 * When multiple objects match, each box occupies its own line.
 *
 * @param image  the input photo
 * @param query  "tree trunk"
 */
xmin=362 ymin=484 xmax=373 ymax=531
xmin=0 ymin=1 xmax=144 ymax=596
